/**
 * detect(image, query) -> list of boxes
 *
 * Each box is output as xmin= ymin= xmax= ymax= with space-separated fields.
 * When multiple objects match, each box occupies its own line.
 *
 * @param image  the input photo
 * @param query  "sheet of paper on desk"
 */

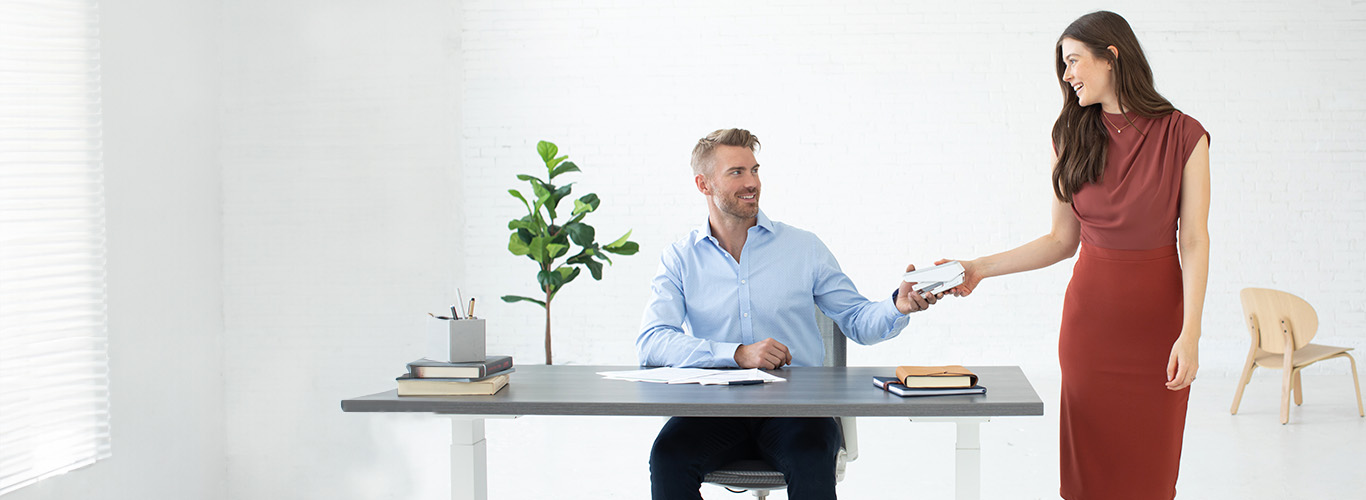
xmin=597 ymin=367 xmax=714 ymax=383
xmin=684 ymin=368 xmax=786 ymax=385
xmin=597 ymin=367 xmax=786 ymax=385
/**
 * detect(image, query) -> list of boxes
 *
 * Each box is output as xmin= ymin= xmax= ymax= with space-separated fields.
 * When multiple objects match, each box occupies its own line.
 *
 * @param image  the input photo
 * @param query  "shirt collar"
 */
xmin=693 ymin=210 xmax=774 ymax=247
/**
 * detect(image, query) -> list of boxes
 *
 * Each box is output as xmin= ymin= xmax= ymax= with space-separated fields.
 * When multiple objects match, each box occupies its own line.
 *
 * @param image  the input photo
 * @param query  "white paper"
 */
xmin=685 ymin=368 xmax=787 ymax=385
xmin=596 ymin=367 xmax=713 ymax=383
xmin=598 ymin=367 xmax=786 ymax=385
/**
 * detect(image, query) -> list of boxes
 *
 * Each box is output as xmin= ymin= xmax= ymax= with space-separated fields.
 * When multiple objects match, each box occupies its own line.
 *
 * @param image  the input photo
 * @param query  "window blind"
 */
xmin=0 ymin=0 xmax=111 ymax=495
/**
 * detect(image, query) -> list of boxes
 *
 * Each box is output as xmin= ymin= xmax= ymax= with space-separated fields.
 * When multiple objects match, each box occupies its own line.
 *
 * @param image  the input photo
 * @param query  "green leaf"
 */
xmin=508 ymin=233 xmax=531 ymax=256
xmin=572 ymin=193 xmax=600 ymax=216
xmin=508 ymin=216 xmax=538 ymax=232
xmin=532 ymin=182 xmax=550 ymax=219
xmin=558 ymin=266 xmax=582 ymax=286
xmin=531 ymin=181 xmax=551 ymax=202
xmin=547 ymin=155 xmax=568 ymax=170
xmin=545 ymin=183 xmax=573 ymax=219
xmin=508 ymin=189 xmax=531 ymax=211
xmin=583 ymin=258 xmax=603 ymax=280
xmin=517 ymin=174 xmax=547 ymax=186
xmin=547 ymin=242 xmax=570 ymax=259
xmin=602 ymin=241 xmax=639 ymax=255
xmin=550 ymin=161 xmax=580 ymax=179
xmin=604 ymin=229 xmax=633 ymax=249
xmin=529 ymin=236 xmax=550 ymax=263
xmin=537 ymin=269 xmax=565 ymax=291
xmin=501 ymin=295 xmax=547 ymax=307
xmin=594 ymin=249 xmax=613 ymax=265
xmin=562 ymin=222 xmax=595 ymax=247
xmin=537 ymin=141 xmax=558 ymax=163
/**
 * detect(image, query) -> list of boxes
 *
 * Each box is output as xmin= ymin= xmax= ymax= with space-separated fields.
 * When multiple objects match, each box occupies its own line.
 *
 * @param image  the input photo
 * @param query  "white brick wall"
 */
xmin=219 ymin=1 xmax=1366 ymax=499
xmin=460 ymin=0 xmax=1366 ymax=379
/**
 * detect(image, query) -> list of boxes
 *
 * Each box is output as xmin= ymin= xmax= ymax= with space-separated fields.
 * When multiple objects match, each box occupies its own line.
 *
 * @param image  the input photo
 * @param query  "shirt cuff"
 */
xmin=889 ymin=289 xmax=908 ymax=317
xmin=714 ymin=342 xmax=741 ymax=368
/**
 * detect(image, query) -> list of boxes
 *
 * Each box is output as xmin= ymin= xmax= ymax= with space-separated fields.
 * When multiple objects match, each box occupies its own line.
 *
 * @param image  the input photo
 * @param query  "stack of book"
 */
xmin=396 ymin=355 xmax=514 ymax=396
xmin=872 ymin=365 xmax=986 ymax=397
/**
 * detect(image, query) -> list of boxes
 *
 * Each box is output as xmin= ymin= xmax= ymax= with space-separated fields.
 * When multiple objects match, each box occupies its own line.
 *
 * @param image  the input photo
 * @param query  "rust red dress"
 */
xmin=1059 ymin=110 xmax=1208 ymax=500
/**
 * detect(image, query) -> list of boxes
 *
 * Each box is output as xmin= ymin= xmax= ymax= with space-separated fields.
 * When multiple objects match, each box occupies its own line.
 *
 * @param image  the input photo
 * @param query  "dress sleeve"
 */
xmin=1175 ymin=111 xmax=1210 ymax=167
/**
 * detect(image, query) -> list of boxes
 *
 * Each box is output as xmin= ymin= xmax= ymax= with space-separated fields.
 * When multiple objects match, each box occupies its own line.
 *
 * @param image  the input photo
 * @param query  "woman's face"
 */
xmin=1060 ymin=37 xmax=1115 ymax=109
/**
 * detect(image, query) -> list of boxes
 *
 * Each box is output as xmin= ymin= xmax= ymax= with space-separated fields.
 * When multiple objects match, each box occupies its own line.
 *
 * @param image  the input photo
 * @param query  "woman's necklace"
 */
xmin=1103 ymin=113 xmax=1130 ymax=134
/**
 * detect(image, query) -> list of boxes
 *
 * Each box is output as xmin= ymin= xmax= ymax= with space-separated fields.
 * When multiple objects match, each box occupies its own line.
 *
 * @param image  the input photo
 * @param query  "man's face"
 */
xmin=698 ymin=145 xmax=761 ymax=221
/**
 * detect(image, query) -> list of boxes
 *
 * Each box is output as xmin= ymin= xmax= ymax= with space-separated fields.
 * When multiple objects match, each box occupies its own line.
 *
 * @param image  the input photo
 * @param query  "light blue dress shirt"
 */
xmin=637 ymin=211 xmax=910 ymax=368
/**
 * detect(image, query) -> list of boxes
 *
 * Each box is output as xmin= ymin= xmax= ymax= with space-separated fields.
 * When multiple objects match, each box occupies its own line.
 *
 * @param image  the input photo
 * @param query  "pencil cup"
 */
xmin=447 ymin=318 xmax=486 ymax=363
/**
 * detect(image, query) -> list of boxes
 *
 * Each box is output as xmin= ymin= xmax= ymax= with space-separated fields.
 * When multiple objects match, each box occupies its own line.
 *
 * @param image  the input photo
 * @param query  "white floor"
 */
xmin=482 ymin=371 xmax=1365 ymax=499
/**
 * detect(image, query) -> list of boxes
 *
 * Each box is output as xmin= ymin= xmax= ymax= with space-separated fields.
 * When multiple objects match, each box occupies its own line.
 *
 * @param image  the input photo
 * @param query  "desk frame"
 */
xmin=344 ymin=365 xmax=1043 ymax=500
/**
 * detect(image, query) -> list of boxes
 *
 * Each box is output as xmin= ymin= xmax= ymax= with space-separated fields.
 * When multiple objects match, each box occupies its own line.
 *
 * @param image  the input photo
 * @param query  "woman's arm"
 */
xmin=1166 ymin=135 xmax=1211 ymax=390
xmin=944 ymin=151 xmax=1082 ymax=296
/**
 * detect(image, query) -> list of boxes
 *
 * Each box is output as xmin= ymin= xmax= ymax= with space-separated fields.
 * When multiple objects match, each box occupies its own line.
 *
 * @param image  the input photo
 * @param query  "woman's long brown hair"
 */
xmin=1051 ymin=11 xmax=1177 ymax=202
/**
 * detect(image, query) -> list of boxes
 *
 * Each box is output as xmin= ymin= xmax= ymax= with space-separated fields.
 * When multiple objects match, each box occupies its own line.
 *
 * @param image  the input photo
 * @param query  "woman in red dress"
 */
xmin=941 ymin=11 xmax=1210 ymax=499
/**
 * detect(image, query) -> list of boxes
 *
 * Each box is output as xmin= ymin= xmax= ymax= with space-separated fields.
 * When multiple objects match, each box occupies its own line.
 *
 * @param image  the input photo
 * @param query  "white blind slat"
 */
xmin=0 ymin=0 xmax=110 ymax=495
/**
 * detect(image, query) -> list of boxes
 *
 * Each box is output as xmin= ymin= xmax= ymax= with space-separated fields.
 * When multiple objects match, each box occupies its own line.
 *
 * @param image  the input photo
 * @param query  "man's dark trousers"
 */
xmin=650 ymin=416 xmax=841 ymax=500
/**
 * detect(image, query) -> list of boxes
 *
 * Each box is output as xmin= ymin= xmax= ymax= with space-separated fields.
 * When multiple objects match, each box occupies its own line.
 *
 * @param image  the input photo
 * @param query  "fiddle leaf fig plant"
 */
xmin=501 ymin=140 xmax=638 ymax=364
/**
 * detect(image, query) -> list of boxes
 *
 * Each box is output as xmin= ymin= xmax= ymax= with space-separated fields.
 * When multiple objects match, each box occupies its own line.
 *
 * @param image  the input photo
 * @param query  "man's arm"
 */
xmin=636 ymin=249 xmax=741 ymax=368
xmin=810 ymin=240 xmax=912 ymax=345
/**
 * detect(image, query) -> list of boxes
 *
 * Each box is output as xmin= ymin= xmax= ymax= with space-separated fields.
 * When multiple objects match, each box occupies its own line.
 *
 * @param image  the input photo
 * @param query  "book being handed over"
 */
xmin=895 ymin=365 xmax=979 ymax=389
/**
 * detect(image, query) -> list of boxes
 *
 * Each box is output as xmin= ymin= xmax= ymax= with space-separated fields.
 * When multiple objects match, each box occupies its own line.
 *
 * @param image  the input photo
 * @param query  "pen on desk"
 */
xmin=727 ymin=380 xmax=764 ymax=386
xmin=467 ymin=298 xmax=475 ymax=319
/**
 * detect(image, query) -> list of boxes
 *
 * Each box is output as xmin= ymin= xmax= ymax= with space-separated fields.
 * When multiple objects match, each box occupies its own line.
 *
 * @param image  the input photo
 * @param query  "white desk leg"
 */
xmin=451 ymin=417 xmax=487 ymax=500
xmin=908 ymin=417 xmax=989 ymax=500
xmin=954 ymin=420 xmax=983 ymax=500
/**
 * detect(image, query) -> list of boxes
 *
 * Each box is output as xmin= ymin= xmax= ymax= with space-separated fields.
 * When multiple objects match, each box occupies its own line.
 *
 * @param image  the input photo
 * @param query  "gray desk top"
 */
xmin=342 ymin=365 xmax=1044 ymax=418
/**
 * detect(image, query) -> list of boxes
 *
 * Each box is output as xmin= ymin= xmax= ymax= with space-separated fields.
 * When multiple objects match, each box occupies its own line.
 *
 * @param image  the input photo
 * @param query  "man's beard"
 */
xmin=711 ymin=185 xmax=759 ymax=220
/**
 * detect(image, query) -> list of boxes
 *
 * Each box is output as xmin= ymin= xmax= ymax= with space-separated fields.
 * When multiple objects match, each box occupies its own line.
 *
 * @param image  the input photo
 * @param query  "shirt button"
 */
xmin=741 ymin=280 xmax=746 ymax=284
xmin=743 ymin=313 xmax=749 ymax=318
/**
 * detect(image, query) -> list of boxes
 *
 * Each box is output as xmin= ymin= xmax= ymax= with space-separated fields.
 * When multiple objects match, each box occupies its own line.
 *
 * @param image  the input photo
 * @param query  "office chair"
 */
xmin=701 ymin=308 xmax=858 ymax=499
xmin=1231 ymin=288 xmax=1364 ymax=424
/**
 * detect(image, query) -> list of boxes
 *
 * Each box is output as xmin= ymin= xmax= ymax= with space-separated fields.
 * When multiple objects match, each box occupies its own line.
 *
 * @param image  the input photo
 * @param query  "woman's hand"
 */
xmin=936 ymin=258 xmax=984 ymax=297
xmin=1165 ymin=332 xmax=1200 ymax=391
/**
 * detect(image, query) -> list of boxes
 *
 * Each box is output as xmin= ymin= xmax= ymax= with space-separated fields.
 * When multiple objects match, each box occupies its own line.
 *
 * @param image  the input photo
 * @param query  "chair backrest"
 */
xmin=1240 ymin=287 xmax=1319 ymax=354
xmin=816 ymin=307 xmax=847 ymax=368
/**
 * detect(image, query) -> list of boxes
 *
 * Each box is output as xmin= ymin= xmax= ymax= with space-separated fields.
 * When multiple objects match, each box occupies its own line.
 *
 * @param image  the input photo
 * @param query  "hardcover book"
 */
xmin=873 ymin=376 xmax=986 ymax=397
xmin=397 ymin=373 xmax=509 ymax=396
xmin=895 ymin=365 xmax=979 ymax=388
xmin=407 ymin=356 xmax=513 ymax=378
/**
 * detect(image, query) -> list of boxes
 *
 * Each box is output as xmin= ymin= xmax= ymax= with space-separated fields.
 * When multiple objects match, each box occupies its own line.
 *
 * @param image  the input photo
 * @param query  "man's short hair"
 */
xmin=690 ymin=128 xmax=761 ymax=176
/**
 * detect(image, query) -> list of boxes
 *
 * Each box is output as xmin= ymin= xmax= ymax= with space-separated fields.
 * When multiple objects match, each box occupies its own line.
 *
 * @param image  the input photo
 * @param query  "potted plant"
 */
xmin=501 ymin=141 xmax=638 ymax=364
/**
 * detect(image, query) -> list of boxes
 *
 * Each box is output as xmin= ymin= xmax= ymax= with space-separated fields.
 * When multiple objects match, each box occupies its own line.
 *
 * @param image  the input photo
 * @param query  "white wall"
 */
xmin=6 ymin=0 xmax=228 ymax=499
xmin=219 ymin=1 xmax=464 ymax=499
xmin=460 ymin=0 xmax=1366 ymax=377
xmin=218 ymin=1 xmax=1366 ymax=500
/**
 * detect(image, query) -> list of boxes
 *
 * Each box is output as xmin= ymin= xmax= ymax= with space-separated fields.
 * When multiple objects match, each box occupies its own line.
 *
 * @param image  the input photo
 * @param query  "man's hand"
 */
xmin=896 ymin=264 xmax=942 ymax=314
xmin=734 ymin=338 xmax=792 ymax=369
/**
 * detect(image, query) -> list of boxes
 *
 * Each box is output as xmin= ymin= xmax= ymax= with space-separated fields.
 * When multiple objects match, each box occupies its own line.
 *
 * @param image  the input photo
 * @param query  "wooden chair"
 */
xmin=1231 ymin=288 xmax=1364 ymax=424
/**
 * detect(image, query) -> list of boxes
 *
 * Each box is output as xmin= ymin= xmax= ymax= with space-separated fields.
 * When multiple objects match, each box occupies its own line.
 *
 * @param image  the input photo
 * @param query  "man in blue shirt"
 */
xmin=639 ymin=128 xmax=940 ymax=500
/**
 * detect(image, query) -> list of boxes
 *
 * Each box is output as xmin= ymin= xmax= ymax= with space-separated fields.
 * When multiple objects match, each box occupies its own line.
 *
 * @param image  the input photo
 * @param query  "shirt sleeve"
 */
xmin=808 ymin=238 xmax=909 ymax=345
xmin=1176 ymin=111 xmax=1210 ymax=167
xmin=636 ymin=246 xmax=741 ymax=368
